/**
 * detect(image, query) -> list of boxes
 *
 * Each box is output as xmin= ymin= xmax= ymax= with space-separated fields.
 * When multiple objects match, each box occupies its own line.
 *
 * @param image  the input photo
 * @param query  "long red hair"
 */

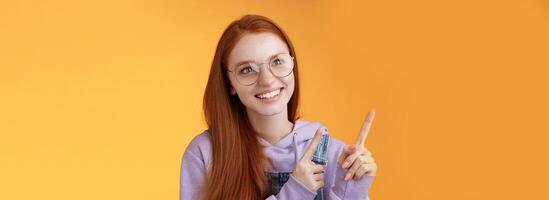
xmin=202 ymin=15 xmax=300 ymax=199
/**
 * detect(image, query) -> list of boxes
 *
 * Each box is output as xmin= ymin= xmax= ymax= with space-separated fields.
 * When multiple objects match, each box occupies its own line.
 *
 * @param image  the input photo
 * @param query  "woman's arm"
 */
xmin=327 ymin=167 xmax=375 ymax=200
xmin=323 ymin=135 xmax=375 ymax=199
xmin=180 ymin=149 xmax=207 ymax=200
xmin=326 ymin=110 xmax=377 ymax=199
xmin=182 ymin=148 xmax=324 ymax=200
xmin=180 ymin=133 xmax=318 ymax=200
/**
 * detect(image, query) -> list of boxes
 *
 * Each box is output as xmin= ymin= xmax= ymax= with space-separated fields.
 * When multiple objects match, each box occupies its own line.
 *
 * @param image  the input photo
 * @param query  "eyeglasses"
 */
xmin=227 ymin=53 xmax=295 ymax=86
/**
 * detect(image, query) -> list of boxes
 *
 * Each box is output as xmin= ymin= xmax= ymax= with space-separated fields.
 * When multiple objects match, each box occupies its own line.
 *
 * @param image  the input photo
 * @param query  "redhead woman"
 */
xmin=180 ymin=14 xmax=377 ymax=200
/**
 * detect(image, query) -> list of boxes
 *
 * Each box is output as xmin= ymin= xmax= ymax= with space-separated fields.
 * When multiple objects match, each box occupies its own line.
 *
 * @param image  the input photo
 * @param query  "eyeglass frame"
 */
xmin=226 ymin=52 xmax=295 ymax=86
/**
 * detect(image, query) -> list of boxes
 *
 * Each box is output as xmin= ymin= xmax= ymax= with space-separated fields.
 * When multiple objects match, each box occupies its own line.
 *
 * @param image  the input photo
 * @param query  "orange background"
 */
xmin=1 ymin=0 xmax=548 ymax=199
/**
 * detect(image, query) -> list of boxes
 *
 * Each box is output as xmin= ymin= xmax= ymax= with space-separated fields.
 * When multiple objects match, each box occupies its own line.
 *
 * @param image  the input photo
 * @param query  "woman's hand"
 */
xmin=292 ymin=128 xmax=325 ymax=192
xmin=338 ymin=109 xmax=378 ymax=180
xmin=339 ymin=144 xmax=377 ymax=180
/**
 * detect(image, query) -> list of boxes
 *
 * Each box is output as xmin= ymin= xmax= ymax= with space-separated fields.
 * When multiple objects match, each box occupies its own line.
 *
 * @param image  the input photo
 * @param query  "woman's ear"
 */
xmin=230 ymin=87 xmax=236 ymax=95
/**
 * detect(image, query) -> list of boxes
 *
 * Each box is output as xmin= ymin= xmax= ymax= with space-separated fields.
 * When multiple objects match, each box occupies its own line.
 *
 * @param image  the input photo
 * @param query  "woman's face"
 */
xmin=226 ymin=32 xmax=295 ymax=117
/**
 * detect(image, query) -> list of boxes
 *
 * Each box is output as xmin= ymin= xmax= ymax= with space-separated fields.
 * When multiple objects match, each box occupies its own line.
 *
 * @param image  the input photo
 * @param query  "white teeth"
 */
xmin=257 ymin=89 xmax=281 ymax=99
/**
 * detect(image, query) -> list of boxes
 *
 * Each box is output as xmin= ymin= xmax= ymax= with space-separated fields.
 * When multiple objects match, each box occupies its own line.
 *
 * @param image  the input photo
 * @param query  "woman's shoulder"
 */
xmin=183 ymin=130 xmax=212 ymax=160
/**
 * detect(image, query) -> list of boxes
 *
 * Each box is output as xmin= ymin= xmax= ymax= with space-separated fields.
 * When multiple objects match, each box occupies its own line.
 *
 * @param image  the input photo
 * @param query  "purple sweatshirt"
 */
xmin=180 ymin=120 xmax=375 ymax=199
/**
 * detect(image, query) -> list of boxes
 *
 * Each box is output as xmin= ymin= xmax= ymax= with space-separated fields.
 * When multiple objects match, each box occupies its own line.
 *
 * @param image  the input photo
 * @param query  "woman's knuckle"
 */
xmin=345 ymin=156 xmax=354 ymax=162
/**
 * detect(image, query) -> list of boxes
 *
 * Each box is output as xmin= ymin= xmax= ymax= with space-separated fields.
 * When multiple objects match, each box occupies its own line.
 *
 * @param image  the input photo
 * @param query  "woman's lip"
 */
xmin=255 ymin=87 xmax=283 ymax=96
xmin=255 ymin=88 xmax=283 ymax=102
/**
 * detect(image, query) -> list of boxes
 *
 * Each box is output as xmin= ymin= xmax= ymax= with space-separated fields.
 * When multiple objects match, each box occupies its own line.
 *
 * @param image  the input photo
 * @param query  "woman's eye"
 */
xmin=239 ymin=66 xmax=254 ymax=74
xmin=273 ymin=58 xmax=283 ymax=65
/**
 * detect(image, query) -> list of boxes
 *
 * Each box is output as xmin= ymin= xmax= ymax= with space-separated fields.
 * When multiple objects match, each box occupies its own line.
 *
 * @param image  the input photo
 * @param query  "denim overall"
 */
xmin=264 ymin=134 xmax=330 ymax=200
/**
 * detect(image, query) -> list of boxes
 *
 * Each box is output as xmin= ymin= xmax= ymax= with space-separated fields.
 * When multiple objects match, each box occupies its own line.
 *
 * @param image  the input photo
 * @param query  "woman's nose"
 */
xmin=256 ymin=64 xmax=276 ymax=86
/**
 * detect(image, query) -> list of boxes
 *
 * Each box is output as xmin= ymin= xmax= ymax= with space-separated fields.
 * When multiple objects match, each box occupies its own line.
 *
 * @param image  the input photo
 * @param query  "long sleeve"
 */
xmin=181 ymin=150 xmax=318 ymax=200
xmin=180 ymin=149 xmax=207 ymax=200
xmin=323 ymin=134 xmax=375 ymax=200
xmin=327 ymin=164 xmax=375 ymax=200
xmin=263 ymin=168 xmax=375 ymax=200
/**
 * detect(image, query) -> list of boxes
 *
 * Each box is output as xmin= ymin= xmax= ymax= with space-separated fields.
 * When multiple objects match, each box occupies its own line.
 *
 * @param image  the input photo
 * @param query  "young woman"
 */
xmin=180 ymin=14 xmax=377 ymax=200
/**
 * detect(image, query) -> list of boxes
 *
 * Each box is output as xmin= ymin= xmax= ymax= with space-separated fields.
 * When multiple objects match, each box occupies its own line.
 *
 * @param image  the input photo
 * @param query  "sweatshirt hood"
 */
xmin=258 ymin=120 xmax=328 ymax=172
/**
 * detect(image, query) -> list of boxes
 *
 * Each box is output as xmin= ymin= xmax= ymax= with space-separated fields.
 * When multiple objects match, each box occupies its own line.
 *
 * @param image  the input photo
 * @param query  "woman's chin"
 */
xmin=248 ymin=106 xmax=286 ymax=117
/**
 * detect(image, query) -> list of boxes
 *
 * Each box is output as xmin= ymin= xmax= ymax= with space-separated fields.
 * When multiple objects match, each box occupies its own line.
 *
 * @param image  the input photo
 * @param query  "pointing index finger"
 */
xmin=356 ymin=108 xmax=376 ymax=146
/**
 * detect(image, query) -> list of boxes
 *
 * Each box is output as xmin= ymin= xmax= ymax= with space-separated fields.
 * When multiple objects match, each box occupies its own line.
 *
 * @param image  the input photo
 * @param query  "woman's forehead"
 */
xmin=228 ymin=32 xmax=289 ymax=65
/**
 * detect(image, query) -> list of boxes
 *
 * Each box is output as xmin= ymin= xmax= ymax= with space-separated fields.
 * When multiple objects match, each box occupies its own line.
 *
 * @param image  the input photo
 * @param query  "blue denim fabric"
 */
xmin=312 ymin=134 xmax=329 ymax=165
xmin=265 ymin=134 xmax=330 ymax=200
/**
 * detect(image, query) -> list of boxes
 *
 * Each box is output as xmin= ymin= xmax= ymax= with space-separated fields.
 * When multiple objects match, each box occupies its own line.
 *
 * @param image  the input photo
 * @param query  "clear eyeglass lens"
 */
xmin=234 ymin=53 xmax=294 ymax=85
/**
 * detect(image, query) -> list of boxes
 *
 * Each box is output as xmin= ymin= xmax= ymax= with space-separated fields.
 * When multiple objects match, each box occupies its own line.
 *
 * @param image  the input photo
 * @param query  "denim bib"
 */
xmin=264 ymin=134 xmax=329 ymax=199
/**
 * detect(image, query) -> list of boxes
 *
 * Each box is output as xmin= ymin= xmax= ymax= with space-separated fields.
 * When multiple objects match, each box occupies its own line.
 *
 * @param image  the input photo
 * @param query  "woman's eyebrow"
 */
xmin=234 ymin=59 xmax=255 ymax=67
xmin=233 ymin=52 xmax=287 ymax=67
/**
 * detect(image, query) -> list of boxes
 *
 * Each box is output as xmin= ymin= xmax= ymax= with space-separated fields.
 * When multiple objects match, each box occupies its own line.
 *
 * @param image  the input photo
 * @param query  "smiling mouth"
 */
xmin=255 ymin=87 xmax=283 ymax=99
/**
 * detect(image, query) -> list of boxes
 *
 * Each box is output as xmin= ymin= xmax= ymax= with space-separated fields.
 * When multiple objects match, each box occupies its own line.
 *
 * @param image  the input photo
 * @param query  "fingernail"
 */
xmin=342 ymin=162 xmax=348 ymax=168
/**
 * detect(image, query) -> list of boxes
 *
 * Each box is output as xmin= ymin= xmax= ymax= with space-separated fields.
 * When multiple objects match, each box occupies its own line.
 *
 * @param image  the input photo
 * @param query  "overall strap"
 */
xmin=312 ymin=134 xmax=330 ymax=165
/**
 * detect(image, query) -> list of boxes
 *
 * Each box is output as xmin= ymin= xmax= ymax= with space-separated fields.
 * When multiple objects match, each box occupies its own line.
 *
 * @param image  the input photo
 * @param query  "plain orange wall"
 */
xmin=1 ymin=0 xmax=548 ymax=199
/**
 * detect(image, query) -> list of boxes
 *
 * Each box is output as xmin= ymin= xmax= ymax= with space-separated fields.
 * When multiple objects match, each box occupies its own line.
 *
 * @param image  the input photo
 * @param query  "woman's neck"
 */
xmin=246 ymin=109 xmax=294 ymax=145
